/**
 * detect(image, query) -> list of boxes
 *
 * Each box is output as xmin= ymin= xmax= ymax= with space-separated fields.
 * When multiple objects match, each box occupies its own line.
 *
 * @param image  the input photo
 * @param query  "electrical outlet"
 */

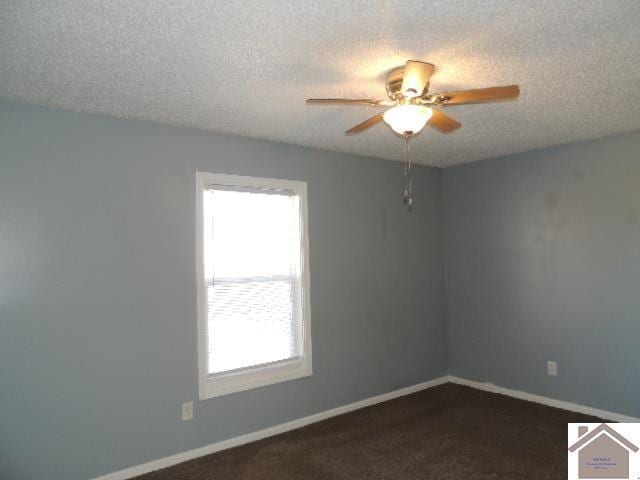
xmin=182 ymin=401 xmax=194 ymax=421
xmin=547 ymin=361 xmax=558 ymax=377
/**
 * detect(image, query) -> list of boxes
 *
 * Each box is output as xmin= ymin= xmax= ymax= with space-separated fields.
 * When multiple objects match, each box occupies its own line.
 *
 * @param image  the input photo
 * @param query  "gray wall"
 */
xmin=4 ymin=97 xmax=639 ymax=480
xmin=444 ymin=131 xmax=640 ymax=417
xmin=0 ymin=101 xmax=448 ymax=480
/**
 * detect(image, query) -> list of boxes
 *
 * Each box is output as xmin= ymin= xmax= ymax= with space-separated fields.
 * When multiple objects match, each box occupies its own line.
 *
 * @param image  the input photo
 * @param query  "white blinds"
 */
xmin=202 ymin=187 xmax=303 ymax=375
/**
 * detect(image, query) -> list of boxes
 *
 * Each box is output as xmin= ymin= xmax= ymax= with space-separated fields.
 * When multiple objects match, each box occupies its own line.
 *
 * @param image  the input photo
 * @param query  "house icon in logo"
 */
xmin=569 ymin=424 xmax=639 ymax=479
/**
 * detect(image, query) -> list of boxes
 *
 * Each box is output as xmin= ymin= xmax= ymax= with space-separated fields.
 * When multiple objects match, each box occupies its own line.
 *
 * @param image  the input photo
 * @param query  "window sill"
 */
xmin=199 ymin=358 xmax=312 ymax=400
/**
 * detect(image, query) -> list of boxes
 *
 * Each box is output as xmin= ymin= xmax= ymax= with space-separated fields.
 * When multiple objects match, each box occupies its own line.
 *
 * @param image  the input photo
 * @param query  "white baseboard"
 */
xmin=92 ymin=375 xmax=449 ymax=480
xmin=93 ymin=374 xmax=639 ymax=479
xmin=447 ymin=375 xmax=640 ymax=423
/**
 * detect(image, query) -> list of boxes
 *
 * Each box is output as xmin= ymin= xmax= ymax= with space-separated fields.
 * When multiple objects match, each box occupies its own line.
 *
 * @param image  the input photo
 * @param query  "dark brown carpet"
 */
xmin=135 ymin=383 xmax=602 ymax=479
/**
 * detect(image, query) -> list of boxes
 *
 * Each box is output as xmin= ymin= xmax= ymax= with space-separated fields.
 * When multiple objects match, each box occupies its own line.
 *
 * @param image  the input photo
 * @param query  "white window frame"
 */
xmin=196 ymin=172 xmax=312 ymax=400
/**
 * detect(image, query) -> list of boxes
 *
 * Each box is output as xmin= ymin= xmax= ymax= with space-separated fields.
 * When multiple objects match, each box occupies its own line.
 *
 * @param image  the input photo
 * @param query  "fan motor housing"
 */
xmin=385 ymin=67 xmax=404 ymax=99
xmin=385 ymin=66 xmax=430 ymax=100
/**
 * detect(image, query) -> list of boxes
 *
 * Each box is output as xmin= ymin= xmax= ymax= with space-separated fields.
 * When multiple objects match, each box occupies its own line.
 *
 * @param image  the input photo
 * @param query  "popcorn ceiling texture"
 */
xmin=1 ymin=0 xmax=639 ymax=167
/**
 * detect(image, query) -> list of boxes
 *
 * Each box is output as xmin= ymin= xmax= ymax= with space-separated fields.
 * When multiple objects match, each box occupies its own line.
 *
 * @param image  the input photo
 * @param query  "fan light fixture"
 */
xmin=382 ymin=105 xmax=433 ymax=135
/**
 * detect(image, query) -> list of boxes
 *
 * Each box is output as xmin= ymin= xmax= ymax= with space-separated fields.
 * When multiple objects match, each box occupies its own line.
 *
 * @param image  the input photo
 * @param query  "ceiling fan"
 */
xmin=306 ymin=60 xmax=519 ymax=210
xmin=306 ymin=60 xmax=520 ymax=137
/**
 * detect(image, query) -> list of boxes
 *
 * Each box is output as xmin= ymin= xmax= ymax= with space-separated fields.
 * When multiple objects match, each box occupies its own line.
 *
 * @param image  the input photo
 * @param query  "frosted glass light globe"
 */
xmin=383 ymin=105 xmax=433 ymax=135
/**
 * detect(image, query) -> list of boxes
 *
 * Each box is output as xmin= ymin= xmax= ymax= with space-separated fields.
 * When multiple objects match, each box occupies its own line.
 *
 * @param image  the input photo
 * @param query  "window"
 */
xmin=196 ymin=172 xmax=312 ymax=399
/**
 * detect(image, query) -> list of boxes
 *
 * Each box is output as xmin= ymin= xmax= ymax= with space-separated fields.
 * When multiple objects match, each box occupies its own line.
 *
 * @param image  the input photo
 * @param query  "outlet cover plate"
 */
xmin=182 ymin=401 xmax=194 ymax=421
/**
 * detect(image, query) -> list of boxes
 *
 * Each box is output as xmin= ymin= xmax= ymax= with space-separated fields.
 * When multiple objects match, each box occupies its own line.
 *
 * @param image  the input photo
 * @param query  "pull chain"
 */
xmin=402 ymin=133 xmax=413 ymax=211
xmin=210 ymin=190 xmax=216 ymax=287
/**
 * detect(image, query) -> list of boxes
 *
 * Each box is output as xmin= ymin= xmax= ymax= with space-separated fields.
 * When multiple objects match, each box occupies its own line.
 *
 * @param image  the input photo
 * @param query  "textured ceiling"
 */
xmin=1 ymin=1 xmax=639 ymax=167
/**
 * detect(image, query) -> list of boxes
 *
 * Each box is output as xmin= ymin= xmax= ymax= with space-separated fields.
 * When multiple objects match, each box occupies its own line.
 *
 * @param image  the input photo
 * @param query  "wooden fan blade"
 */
xmin=345 ymin=113 xmax=385 ymax=135
xmin=434 ymin=85 xmax=520 ymax=105
xmin=306 ymin=98 xmax=391 ymax=107
xmin=401 ymin=60 xmax=435 ymax=97
xmin=427 ymin=109 xmax=461 ymax=134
